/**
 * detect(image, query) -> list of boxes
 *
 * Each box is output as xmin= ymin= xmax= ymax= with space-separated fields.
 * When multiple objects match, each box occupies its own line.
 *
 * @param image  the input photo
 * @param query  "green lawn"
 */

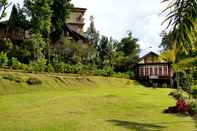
xmin=0 ymin=70 xmax=196 ymax=131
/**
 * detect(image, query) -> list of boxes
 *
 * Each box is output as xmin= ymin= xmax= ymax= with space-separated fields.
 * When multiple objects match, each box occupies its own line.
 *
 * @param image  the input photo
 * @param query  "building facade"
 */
xmin=66 ymin=7 xmax=86 ymax=35
xmin=134 ymin=51 xmax=173 ymax=87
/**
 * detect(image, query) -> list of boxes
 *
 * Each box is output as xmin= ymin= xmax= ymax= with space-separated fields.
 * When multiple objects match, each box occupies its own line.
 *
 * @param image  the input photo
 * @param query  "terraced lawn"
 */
xmin=0 ymin=70 xmax=196 ymax=131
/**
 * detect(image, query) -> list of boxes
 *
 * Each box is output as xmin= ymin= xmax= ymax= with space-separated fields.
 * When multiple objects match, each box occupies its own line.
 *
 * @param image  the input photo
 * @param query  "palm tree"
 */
xmin=162 ymin=0 xmax=197 ymax=54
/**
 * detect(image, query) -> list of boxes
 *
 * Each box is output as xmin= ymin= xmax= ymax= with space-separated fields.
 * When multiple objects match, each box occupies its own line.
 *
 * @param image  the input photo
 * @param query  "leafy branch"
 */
xmin=0 ymin=0 xmax=12 ymax=20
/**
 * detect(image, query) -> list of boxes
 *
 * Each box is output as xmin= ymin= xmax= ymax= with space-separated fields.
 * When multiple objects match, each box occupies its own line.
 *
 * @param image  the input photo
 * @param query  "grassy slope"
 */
xmin=0 ymin=70 xmax=196 ymax=131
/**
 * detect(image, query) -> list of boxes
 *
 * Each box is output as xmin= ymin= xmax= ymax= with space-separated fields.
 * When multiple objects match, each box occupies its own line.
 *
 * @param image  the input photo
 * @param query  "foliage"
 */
xmin=51 ymin=37 xmax=88 ymax=64
xmin=103 ymin=66 xmax=114 ymax=76
xmin=114 ymin=32 xmax=140 ymax=72
xmin=9 ymin=57 xmax=23 ymax=70
xmin=0 ymin=0 xmax=11 ymax=20
xmin=117 ymin=32 xmax=139 ymax=56
xmin=52 ymin=62 xmax=83 ymax=74
xmin=0 ymin=38 xmax=13 ymax=53
xmin=160 ymin=48 xmax=176 ymax=63
xmin=128 ymin=70 xmax=135 ymax=79
xmin=173 ymin=57 xmax=197 ymax=92
xmin=85 ymin=16 xmax=100 ymax=48
xmin=97 ymin=36 xmax=110 ymax=67
xmin=46 ymin=63 xmax=54 ymax=72
xmin=175 ymin=71 xmax=193 ymax=92
xmin=24 ymin=0 xmax=53 ymax=36
xmin=22 ymin=33 xmax=47 ymax=62
xmin=50 ymin=0 xmax=73 ymax=41
xmin=0 ymin=3 xmax=141 ymax=76
xmin=29 ymin=58 xmax=47 ymax=72
xmin=188 ymin=101 xmax=197 ymax=115
xmin=8 ymin=4 xmax=29 ymax=29
xmin=0 ymin=52 xmax=8 ymax=67
xmin=162 ymin=0 xmax=197 ymax=53
xmin=191 ymin=85 xmax=197 ymax=99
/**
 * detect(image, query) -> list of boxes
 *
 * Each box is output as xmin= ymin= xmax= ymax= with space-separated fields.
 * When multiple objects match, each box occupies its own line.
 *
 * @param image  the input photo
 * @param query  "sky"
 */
xmin=7 ymin=0 xmax=167 ymax=53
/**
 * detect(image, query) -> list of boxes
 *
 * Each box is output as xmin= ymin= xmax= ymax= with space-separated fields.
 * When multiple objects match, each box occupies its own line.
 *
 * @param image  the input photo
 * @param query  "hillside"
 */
xmin=0 ymin=70 xmax=196 ymax=131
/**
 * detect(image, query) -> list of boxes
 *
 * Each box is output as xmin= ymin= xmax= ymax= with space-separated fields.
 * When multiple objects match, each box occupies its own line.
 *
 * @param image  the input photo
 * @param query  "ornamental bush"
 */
xmin=0 ymin=52 xmax=8 ymax=67
xmin=188 ymin=101 xmax=197 ymax=115
xmin=10 ymin=57 xmax=22 ymax=70
xmin=29 ymin=58 xmax=47 ymax=72
xmin=191 ymin=85 xmax=197 ymax=99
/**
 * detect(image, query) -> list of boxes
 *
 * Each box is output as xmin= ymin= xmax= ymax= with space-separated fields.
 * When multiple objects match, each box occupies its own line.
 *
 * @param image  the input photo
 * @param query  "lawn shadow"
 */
xmin=107 ymin=119 xmax=166 ymax=131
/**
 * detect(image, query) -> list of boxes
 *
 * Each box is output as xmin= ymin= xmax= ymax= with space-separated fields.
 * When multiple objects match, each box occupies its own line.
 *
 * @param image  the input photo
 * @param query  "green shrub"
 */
xmin=52 ymin=63 xmax=83 ymax=74
xmin=128 ymin=70 xmax=135 ymax=79
xmin=53 ymin=62 xmax=65 ymax=73
xmin=169 ymin=91 xmax=183 ymax=100
xmin=0 ymin=52 xmax=8 ymax=67
xmin=29 ymin=58 xmax=47 ymax=72
xmin=63 ymin=64 xmax=72 ymax=73
xmin=188 ymin=101 xmax=197 ymax=115
xmin=27 ymin=77 xmax=42 ymax=85
xmin=103 ymin=66 xmax=114 ymax=76
xmin=70 ymin=64 xmax=83 ymax=74
xmin=9 ymin=57 xmax=28 ymax=70
xmin=78 ymin=65 xmax=97 ymax=75
xmin=46 ymin=64 xmax=55 ymax=72
xmin=94 ymin=69 xmax=108 ymax=76
xmin=10 ymin=57 xmax=22 ymax=69
xmin=0 ymin=38 xmax=13 ymax=53
xmin=191 ymin=85 xmax=197 ymax=99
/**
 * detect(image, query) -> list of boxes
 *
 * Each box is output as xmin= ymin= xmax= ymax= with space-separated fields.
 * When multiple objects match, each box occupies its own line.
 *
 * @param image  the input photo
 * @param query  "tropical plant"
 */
xmin=162 ymin=0 xmax=197 ymax=54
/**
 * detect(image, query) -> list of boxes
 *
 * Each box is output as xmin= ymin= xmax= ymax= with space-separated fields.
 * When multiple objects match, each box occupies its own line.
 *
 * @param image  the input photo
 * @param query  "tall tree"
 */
xmin=162 ymin=0 xmax=197 ymax=54
xmin=24 ymin=0 xmax=53 ymax=36
xmin=97 ymin=36 xmax=109 ymax=67
xmin=85 ymin=16 xmax=100 ymax=48
xmin=115 ymin=32 xmax=140 ymax=72
xmin=8 ymin=4 xmax=29 ymax=29
xmin=50 ymin=0 xmax=73 ymax=42
xmin=117 ymin=32 xmax=139 ymax=57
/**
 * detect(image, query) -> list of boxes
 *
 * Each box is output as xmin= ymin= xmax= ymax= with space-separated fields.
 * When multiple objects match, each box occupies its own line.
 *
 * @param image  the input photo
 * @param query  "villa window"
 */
xmin=154 ymin=67 xmax=158 ymax=75
xmin=164 ymin=67 xmax=168 ymax=76
xmin=159 ymin=67 xmax=162 ymax=76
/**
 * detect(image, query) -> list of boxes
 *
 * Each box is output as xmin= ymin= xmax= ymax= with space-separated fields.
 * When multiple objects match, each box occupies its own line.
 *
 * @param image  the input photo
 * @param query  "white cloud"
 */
xmin=73 ymin=0 xmax=167 ymax=52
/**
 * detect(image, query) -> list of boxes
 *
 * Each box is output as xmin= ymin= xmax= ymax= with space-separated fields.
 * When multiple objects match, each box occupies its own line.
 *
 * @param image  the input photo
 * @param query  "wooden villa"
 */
xmin=134 ymin=51 xmax=173 ymax=87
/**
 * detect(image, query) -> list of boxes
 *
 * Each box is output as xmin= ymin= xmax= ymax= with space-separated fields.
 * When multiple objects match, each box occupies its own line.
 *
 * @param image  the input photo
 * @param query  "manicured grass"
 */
xmin=0 ymin=70 xmax=196 ymax=131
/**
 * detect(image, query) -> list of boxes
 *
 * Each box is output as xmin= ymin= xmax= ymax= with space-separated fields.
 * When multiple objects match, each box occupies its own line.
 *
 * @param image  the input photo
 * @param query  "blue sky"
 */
xmin=7 ymin=0 xmax=167 ymax=52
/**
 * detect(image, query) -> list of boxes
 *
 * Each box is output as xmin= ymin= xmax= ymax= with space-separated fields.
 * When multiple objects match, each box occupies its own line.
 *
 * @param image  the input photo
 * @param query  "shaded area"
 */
xmin=108 ymin=119 xmax=166 ymax=131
